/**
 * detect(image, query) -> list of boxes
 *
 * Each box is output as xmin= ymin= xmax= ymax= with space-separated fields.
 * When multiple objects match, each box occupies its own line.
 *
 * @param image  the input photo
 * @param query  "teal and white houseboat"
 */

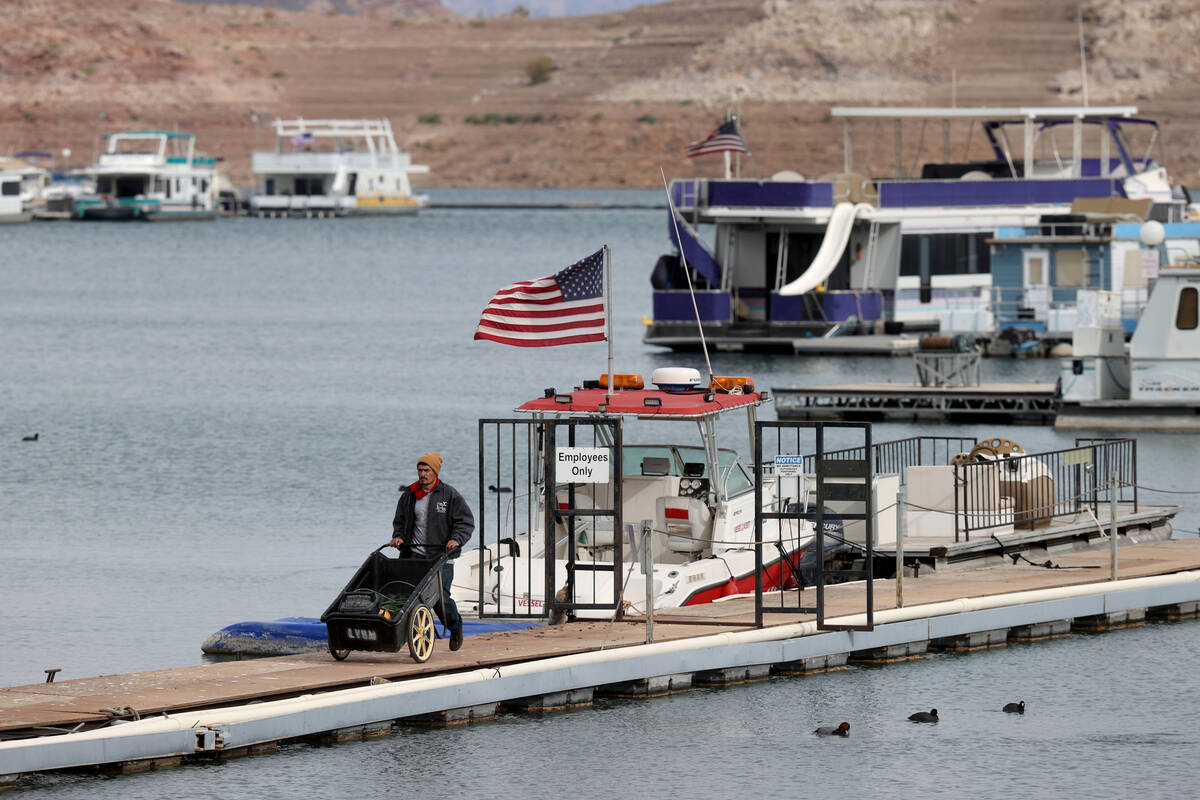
xmin=988 ymin=202 xmax=1200 ymax=344
xmin=73 ymin=131 xmax=220 ymax=221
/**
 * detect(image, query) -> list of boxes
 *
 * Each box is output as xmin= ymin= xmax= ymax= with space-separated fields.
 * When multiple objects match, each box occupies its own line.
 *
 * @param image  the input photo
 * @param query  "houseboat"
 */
xmin=647 ymin=106 xmax=1187 ymax=352
xmin=0 ymin=163 xmax=31 ymax=224
xmin=986 ymin=200 xmax=1200 ymax=350
xmin=72 ymin=131 xmax=220 ymax=221
xmin=1057 ymin=228 xmax=1200 ymax=429
xmin=250 ymin=118 xmax=429 ymax=218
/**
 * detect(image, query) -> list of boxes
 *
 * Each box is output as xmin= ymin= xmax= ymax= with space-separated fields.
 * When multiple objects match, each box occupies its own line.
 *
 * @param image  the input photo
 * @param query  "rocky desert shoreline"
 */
xmin=3 ymin=0 xmax=1199 ymax=188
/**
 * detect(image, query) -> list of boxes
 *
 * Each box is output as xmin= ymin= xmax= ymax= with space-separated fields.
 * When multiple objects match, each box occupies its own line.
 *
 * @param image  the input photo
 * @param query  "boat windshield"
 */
xmin=622 ymin=445 xmax=753 ymax=497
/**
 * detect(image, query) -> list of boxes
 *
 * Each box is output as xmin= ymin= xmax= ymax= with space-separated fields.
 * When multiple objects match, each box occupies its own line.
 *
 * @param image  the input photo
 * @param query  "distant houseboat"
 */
xmin=0 ymin=163 xmax=32 ymax=224
xmin=647 ymin=106 xmax=1188 ymax=352
xmin=73 ymin=131 xmax=219 ymax=221
xmin=250 ymin=118 xmax=429 ymax=218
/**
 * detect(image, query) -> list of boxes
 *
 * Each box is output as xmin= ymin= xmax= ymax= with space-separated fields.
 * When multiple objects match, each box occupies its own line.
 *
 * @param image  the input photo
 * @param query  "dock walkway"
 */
xmin=772 ymin=381 xmax=1058 ymax=422
xmin=4 ymin=539 xmax=1200 ymax=735
xmin=5 ymin=538 xmax=1200 ymax=780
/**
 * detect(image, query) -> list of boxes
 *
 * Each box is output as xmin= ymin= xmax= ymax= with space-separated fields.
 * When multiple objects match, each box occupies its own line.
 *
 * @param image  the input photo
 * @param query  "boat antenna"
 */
xmin=1078 ymin=5 xmax=1089 ymax=107
xmin=660 ymin=166 xmax=716 ymax=387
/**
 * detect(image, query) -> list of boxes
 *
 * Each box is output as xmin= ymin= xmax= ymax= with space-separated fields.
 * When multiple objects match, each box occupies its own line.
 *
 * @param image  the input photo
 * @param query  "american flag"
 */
xmin=685 ymin=119 xmax=748 ymax=158
xmin=290 ymin=131 xmax=315 ymax=147
xmin=473 ymin=249 xmax=607 ymax=347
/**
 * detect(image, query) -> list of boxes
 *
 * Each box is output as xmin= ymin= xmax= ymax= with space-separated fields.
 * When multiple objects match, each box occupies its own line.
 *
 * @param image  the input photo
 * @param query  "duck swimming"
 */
xmin=1003 ymin=701 xmax=1025 ymax=713
xmin=813 ymin=722 xmax=850 ymax=736
xmin=908 ymin=708 xmax=938 ymax=722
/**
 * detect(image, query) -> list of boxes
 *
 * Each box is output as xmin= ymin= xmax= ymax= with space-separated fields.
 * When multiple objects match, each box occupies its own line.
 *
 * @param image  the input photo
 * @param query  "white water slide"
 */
xmin=778 ymin=202 xmax=875 ymax=296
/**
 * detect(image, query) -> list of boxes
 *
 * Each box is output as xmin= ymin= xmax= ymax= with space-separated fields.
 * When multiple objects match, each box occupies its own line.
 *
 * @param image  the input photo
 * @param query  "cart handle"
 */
xmin=376 ymin=544 xmax=458 ymax=564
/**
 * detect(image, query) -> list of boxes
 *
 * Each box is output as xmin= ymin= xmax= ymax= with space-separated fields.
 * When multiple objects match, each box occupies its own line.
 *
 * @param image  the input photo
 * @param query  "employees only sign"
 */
xmin=556 ymin=447 xmax=611 ymax=483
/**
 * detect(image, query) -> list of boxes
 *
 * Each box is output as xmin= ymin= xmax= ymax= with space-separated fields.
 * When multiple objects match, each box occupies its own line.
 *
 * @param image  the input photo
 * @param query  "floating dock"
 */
xmin=1 ymin=504 xmax=1194 ymax=783
xmin=1055 ymin=401 xmax=1200 ymax=431
xmin=772 ymin=381 xmax=1058 ymax=423
xmin=645 ymin=331 xmax=921 ymax=355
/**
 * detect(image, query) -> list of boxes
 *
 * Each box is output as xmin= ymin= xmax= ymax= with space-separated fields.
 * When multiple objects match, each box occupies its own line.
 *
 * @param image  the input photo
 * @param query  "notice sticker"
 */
xmin=775 ymin=454 xmax=803 ymax=477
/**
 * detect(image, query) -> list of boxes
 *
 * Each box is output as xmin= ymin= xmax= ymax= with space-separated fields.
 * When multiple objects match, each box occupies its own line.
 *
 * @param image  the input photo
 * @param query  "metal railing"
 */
xmin=954 ymin=439 xmax=1137 ymax=541
xmin=802 ymin=436 xmax=976 ymax=475
xmin=794 ymin=435 xmax=1137 ymax=542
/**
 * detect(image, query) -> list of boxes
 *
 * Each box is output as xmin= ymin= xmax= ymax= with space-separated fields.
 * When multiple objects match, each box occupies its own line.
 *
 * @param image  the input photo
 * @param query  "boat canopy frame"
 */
xmin=830 ymin=106 xmax=1148 ymax=181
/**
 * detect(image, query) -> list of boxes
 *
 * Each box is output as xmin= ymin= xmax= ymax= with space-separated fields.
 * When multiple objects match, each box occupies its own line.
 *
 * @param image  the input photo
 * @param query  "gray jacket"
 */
xmin=392 ymin=480 xmax=474 ymax=556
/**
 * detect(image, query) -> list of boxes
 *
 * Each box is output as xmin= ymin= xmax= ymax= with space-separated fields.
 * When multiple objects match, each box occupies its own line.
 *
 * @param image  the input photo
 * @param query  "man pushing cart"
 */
xmin=321 ymin=452 xmax=473 ymax=662
xmin=388 ymin=452 xmax=473 ymax=652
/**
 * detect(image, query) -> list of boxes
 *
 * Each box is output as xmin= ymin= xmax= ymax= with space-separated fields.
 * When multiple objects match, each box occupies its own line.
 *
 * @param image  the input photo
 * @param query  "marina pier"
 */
xmin=4 ymin=525 xmax=1197 ymax=782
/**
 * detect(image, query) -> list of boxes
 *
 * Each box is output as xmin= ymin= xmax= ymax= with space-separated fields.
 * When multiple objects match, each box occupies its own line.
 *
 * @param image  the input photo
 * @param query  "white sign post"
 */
xmin=555 ymin=447 xmax=611 ymax=483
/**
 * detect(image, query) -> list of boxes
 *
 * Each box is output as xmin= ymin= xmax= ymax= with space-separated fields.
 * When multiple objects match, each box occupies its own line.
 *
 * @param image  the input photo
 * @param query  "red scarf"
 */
xmin=409 ymin=478 xmax=439 ymax=500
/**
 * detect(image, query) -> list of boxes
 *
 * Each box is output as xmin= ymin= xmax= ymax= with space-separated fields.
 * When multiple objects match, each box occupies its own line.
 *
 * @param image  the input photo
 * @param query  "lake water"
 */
xmin=4 ymin=189 xmax=1200 ymax=796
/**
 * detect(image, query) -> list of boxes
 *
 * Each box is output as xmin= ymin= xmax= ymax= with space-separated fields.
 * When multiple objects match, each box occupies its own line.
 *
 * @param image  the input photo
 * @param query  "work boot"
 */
xmin=449 ymin=627 xmax=464 ymax=652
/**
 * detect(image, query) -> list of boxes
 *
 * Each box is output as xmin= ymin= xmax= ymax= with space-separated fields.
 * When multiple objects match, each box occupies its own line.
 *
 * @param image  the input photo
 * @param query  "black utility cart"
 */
xmin=321 ymin=546 xmax=451 ymax=663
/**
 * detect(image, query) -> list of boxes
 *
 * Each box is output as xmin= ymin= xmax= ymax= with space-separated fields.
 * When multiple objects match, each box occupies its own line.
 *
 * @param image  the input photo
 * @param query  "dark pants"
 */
xmin=435 ymin=562 xmax=462 ymax=634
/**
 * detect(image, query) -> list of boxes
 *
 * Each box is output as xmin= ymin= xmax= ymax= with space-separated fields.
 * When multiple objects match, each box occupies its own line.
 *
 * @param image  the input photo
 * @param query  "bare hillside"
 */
xmin=3 ymin=0 xmax=1199 ymax=187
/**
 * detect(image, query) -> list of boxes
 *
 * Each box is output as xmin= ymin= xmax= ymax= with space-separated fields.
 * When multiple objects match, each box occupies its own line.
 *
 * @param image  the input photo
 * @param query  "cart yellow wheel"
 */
xmin=407 ymin=603 xmax=436 ymax=663
xmin=329 ymin=642 xmax=351 ymax=661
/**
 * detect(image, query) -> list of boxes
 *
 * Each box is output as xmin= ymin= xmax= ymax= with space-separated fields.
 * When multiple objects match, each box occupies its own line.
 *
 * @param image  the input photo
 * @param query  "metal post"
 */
xmin=641 ymin=521 xmax=654 ymax=643
xmin=603 ymin=244 xmax=614 ymax=400
xmin=1110 ymin=470 xmax=1118 ymax=580
xmin=895 ymin=485 xmax=906 ymax=608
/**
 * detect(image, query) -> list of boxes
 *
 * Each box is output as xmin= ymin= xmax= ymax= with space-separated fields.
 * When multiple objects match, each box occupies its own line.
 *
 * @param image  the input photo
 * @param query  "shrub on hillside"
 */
xmin=525 ymin=55 xmax=555 ymax=86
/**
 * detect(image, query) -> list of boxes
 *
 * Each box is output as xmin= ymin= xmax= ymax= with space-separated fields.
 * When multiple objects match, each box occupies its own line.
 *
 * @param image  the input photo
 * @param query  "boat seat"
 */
xmin=656 ymin=496 xmax=712 ymax=554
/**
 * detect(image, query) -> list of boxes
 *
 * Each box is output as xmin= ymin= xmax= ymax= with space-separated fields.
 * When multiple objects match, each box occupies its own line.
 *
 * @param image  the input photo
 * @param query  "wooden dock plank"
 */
xmin=4 ymin=538 xmax=1200 ymax=734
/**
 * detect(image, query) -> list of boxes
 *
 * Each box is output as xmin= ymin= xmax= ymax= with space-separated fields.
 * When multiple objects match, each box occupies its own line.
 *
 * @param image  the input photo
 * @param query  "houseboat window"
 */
xmin=901 ymin=233 xmax=991 ymax=277
xmin=265 ymin=178 xmax=275 ymax=194
xmin=200 ymin=178 xmax=208 ymax=193
xmin=1176 ymin=287 xmax=1198 ymax=330
xmin=1054 ymin=250 xmax=1088 ymax=287
xmin=153 ymin=178 xmax=164 ymax=194
xmin=1 ymin=181 xmax=18 ymax=196
xmin=97 ymin=177 xmax=112 ymax=193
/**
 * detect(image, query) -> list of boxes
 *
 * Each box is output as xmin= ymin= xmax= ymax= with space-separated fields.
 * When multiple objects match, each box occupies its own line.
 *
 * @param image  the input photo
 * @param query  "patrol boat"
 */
xmin=456 ymin=367 xmax=818 ymax=620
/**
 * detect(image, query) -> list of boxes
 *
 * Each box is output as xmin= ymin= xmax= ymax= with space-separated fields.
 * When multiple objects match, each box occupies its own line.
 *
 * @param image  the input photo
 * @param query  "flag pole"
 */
xmin=604 ymin=244 xmax=614 ymax=401
xmin=659 ymin=167 xmax=715 ymax=386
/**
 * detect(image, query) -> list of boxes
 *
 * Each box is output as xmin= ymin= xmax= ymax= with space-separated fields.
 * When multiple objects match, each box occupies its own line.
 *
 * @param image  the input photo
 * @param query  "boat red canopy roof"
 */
xmin=517 ymin=387 xmax=765 ymax=418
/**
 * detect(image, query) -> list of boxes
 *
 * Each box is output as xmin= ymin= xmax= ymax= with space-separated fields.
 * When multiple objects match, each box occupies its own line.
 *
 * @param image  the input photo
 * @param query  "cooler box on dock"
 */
xmin=1000 ymin=476 xmax=1056 ymax=530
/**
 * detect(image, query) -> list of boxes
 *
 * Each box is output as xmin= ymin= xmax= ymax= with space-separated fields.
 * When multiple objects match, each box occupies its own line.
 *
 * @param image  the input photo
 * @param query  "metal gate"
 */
xmin=544 ymin=417 xmax=623 ymax=619
xmin=754 ymin=420 xmax=874 ymax=630
xmin=476 ymin=416 xmax=622 ymax=620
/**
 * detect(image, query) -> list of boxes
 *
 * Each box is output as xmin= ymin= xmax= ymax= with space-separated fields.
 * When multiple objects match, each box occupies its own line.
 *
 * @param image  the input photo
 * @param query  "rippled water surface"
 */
xmin=4 ymin=189 xmax=1200 ymax=796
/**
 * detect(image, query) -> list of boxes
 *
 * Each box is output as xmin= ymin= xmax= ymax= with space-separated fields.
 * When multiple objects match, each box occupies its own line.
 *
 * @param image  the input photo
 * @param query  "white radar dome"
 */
xmin=651 ymin=367 xmax=703 ymax=392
